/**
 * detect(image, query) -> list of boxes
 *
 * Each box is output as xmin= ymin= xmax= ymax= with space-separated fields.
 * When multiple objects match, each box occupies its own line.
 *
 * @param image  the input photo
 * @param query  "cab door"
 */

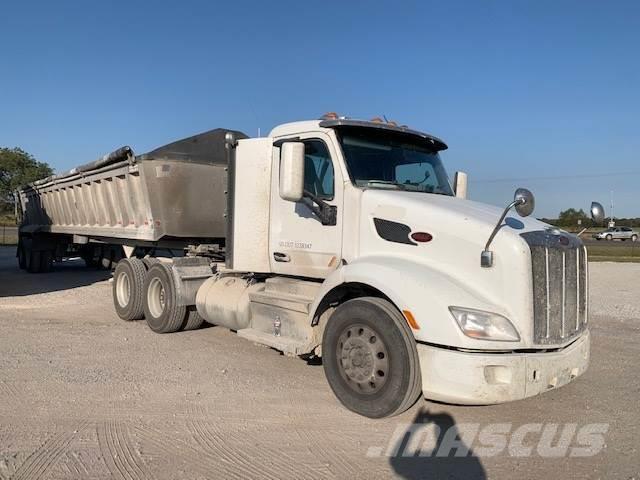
xmin=269 ymin=133 xmax=343 ymax=279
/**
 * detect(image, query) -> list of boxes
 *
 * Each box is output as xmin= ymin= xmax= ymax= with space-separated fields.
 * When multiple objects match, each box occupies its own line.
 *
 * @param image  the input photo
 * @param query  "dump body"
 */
xmin=16 ymin=129 xmax=245 ymax=243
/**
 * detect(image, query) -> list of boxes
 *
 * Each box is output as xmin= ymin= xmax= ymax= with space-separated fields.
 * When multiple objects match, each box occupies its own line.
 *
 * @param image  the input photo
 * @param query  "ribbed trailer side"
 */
xmin=16 ymin=128 xmax=245 ymax=243
xmin=17 ymin=158 xmax=228 ymax=242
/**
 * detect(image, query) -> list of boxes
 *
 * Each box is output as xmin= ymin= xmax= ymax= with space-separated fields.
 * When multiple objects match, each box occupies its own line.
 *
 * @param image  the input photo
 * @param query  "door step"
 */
xmin=237 ymin=328 xmax=308 ymax=356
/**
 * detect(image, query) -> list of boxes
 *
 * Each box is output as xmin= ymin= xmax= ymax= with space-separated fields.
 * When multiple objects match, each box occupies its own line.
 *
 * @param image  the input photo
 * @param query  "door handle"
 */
xmin=273 ymin=252 xmax=290 ymax=263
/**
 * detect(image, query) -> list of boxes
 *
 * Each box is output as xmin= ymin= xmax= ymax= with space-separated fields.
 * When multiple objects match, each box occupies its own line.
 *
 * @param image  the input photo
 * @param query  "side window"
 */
xmin=303 ymin=140 xmax=334 ymax=199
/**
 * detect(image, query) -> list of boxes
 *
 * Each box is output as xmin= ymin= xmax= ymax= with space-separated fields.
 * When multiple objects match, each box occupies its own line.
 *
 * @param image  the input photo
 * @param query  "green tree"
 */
xmin=0 ymin=147 xmax=53 ymax=212
xmin=557 ymin=208 xmax=589 ymax=227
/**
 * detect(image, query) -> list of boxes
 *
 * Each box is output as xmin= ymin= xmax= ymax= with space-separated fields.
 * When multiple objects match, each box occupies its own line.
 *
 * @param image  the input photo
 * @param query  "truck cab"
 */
xmin=196 ymin=116 xmax=592 ymax=416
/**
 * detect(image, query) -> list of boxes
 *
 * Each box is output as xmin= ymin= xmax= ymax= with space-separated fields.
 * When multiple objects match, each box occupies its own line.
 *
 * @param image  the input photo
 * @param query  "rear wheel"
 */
xmin=322 ymin=297 xmax=422 ymax=418
xmin=143 ymin=263 xmax=185 ymax=333
xmin=17 ymin=244 xmax=27 ymax=269
xmin=181 ymin=307 xmax=204 ymax=331
xmin=113 ymin=258 xmax=147 ymax=320
xmin=27 ymin=250 xmax=41 ymax=273
xmin=39 ymin=250 xmax=53 ymax=273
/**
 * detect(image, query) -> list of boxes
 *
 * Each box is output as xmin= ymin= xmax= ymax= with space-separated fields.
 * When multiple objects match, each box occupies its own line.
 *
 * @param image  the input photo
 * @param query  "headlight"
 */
xmin=449 ymin=307 xmax=520 ymax=342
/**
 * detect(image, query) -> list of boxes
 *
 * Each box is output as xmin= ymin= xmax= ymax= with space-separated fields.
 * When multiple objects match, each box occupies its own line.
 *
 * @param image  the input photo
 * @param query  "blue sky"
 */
xmin=1 ymin=0 xmax=638 ymax=218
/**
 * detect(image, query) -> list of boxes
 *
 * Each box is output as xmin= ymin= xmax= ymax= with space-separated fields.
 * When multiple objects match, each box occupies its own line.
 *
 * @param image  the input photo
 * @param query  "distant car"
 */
xmin=593 ymin=226 xmax=638 ymax=241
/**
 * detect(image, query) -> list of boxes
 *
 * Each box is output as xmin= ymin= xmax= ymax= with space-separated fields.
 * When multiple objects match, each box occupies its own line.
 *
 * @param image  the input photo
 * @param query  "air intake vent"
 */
xmin=373 ymin=218 xmax=416 ymax=246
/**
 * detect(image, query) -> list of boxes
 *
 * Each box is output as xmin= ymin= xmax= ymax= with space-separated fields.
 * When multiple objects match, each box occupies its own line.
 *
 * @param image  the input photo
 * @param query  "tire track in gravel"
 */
xmin=0 ymin=381 xmax=19 ymax=399
xmin=283 ymin=397 xmax=360 ymax=478
xmin=132 ymin=424 xmax=239 ymax=479
xmin=186 ymin=402 xmax=310 ymax=480
xmin=97 ymin=420 xmax=151 ymax=480
xmin=187 ymin=402 xmax=329 ymax=480
xmin=10 ymin=421 xmax=89 ymax=480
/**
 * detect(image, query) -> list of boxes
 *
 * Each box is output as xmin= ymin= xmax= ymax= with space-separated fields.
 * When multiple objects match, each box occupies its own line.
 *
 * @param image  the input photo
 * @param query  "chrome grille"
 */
xmin=522 ymin=231 xmax=588 ymax=345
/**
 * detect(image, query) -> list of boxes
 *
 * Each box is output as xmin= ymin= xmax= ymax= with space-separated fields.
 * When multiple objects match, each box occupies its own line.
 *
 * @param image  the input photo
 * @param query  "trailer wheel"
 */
xmin=17 ymin=244 xmax=27 ymax=270
xmin=181 ymin=307 xmax=204 ymax=331
xmin=143 ymin=263 xmax=186 ymax=333
xmin=39 ymin=250 xmax=53 ymax=273
xmin=27 ymin=250 xmax=41 ymax=273
xmin=322 ymin=297 xmax=422 ymax=418
xmin=113 ymin=258 xmax=147 ymax=321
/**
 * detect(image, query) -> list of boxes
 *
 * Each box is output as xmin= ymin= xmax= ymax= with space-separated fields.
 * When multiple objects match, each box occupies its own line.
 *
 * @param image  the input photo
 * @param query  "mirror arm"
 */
xmin=481 ymin=198 xmax=524 ymax=268
xmin=302 ymin=191 xmax=337 ymax=226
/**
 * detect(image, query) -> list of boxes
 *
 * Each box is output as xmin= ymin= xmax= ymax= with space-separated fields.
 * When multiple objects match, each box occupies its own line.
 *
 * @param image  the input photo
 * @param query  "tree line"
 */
xmin=540 ymin=208 xmax=640 ymax=228
xmin=0 ymin=147 xmax=53 ymax=214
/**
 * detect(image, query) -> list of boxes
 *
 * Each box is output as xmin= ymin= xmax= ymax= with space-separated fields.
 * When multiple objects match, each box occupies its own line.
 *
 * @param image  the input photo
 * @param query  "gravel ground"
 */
xmin=0 ymin=246 xmax=638 ymax=479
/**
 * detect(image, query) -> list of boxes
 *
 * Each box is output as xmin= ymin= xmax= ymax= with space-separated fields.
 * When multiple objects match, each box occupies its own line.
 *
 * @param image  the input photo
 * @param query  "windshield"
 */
xmin=336 ymin=127 xmax=453 ymax=196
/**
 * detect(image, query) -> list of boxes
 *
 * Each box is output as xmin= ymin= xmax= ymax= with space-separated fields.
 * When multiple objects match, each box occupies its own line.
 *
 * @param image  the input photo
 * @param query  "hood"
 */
xmin=360 ymin=189 xmax=549 ymax=252
xmin=357 ymin=190 xmax=556 ymax=332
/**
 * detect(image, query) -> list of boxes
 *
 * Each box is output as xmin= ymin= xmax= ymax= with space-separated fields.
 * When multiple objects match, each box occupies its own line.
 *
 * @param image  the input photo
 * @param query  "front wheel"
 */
xmin=322 ymin=297 xmax=422 ymax=418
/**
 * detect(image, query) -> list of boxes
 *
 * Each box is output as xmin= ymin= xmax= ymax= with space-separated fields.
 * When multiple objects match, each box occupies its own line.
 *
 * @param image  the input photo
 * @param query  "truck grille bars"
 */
xmin=522 ymin=231 xmax=588 ymax=345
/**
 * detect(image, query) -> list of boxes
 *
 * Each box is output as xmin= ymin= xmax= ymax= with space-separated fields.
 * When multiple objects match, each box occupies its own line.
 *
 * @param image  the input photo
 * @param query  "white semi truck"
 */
xmin=15 ymin=115 xmax=604 ymax=418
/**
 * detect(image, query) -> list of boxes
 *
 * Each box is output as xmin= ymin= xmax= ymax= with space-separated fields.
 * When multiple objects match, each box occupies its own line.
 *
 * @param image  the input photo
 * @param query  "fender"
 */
xmin=310 ymin=255 xmax=525 ymax=349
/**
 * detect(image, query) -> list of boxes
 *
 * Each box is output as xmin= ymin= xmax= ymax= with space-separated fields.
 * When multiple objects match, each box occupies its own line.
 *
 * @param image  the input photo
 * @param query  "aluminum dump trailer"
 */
xmin=15 ymin=128 xmax=246 ymax=271
xmin=17 ymin=128 xmax=247 ymax=241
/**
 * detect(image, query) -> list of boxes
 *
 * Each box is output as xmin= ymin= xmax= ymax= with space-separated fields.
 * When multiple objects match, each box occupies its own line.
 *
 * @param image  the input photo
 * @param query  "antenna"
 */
xmin=258 ymin=127 xmax=261 ymax=137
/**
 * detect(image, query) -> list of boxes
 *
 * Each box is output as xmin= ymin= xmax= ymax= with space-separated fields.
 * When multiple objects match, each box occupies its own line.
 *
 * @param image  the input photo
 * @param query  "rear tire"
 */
xmin=113 ymin=258 xmax=147 ymax=320
xmin=181 ymin=307 xmax=204 ymax=331
xmin=39 ymin=250 xmax=53 ymax=273
xmin=17 ymin=244 xmax=27 ymax=269
xmin=27 ymin=250 xmax=41 ymax=273
xmin=322 ymin=297 xmax=422 ymax=418
xmin=143 ymin=263 xmax=185 ymax=333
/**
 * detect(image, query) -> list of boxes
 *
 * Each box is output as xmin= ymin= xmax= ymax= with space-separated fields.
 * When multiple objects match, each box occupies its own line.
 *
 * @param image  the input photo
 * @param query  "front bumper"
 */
xmin=417 ymin=329 xmax=590 ymax=405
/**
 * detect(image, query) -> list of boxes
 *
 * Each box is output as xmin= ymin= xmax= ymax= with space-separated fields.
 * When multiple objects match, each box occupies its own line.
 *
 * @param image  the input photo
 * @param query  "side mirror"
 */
xmin=453 ymin=171 xmax=468 ymax=199
xmin=279 ymin=142 xmax=305 ymax=202
xmin=514 ymin=188 xmax=535 ymax=217
xmin=590 ymin=201 xmax=605 ymax=224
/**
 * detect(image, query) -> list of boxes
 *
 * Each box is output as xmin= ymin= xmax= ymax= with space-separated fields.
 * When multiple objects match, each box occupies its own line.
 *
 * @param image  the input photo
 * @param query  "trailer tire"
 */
xmin=17 ymin=244 xmax=27 ymax=270
xmin=181 ymin=307 xmax=204 ymax=331
xmin=143 ymin=263 xmax=185 ymax=333
xmin=322 ymin=297 xmax=422 ymax=418
xmin=39 ymin=250 xmax=53 ymax=273
xmin=113 ymin=258 xmax=147 ymax=321
xmin=27 ymin=250 xmax=42 ymax=273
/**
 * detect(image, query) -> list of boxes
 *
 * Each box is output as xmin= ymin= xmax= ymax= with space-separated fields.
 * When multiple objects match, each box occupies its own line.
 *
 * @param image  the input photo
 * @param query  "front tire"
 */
xmin=113 ymin=258 xmax=147 ymax=320
xmin=143 ymin=263 xmax=185 ymax=333
xmin=322 ymin=297 xmax=422 ymax=418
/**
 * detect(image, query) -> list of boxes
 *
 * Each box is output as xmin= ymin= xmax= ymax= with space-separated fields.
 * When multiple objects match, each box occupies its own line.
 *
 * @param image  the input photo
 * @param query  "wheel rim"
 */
xmin=336 ymin=324 xmax=389 ymax=394
xmin=147 ymin=277 xmax=166 ymax=318
xmin=116 ymin=271 xmax=131 ymax=308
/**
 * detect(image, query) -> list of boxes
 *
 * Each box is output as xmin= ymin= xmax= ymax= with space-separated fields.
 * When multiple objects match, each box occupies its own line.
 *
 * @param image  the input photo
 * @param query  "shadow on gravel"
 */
xmin=390 ymin=409 xmax=486 ymax=480
xmin=0 ymin=247 xmax=111 ymax=297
